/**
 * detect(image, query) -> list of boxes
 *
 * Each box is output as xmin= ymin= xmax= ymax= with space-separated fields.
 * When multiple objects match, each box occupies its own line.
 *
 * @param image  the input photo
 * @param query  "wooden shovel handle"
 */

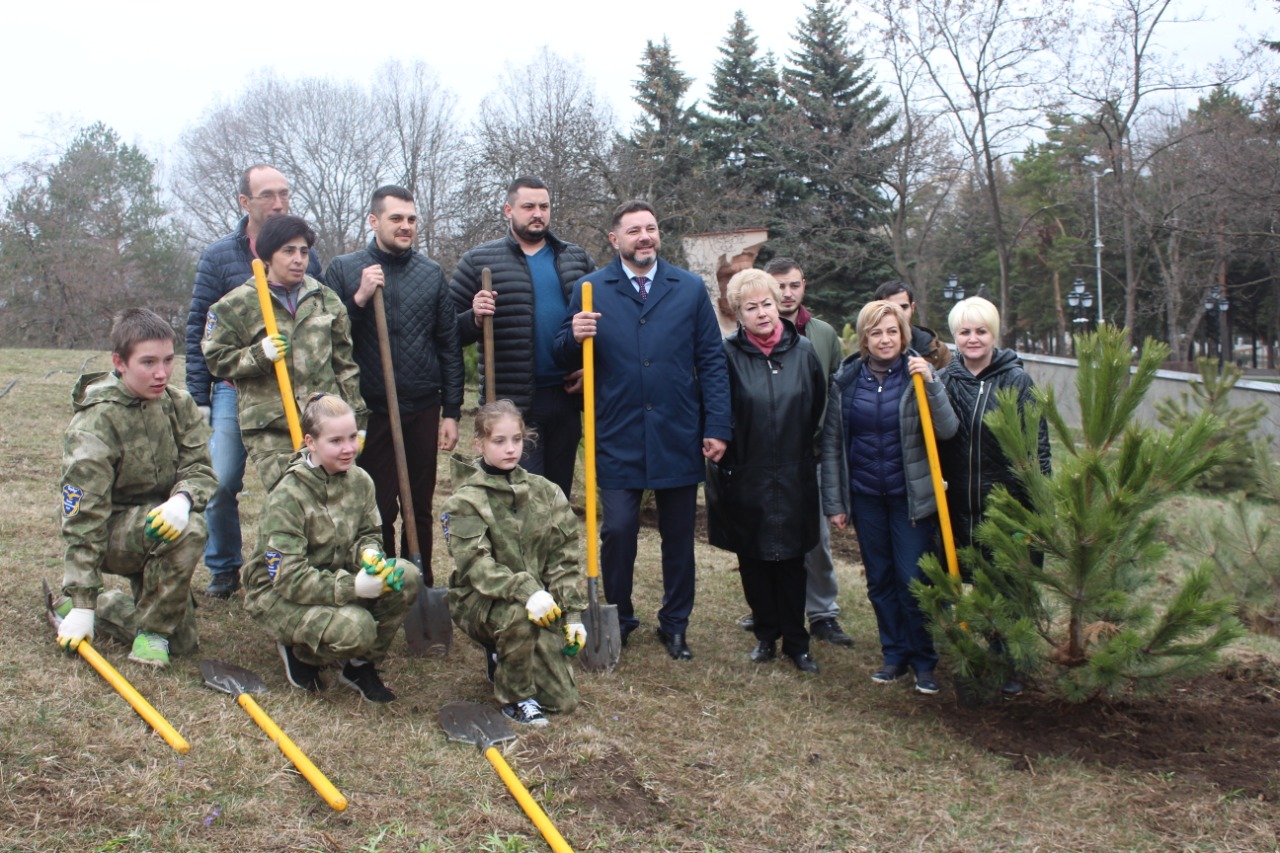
xmin=76 ymin=640 xmax=190 ymax=754
xmin=482 ymin=267 xmax=495 ymax=404
xmin=913 ymin=372 xmax=959 ymax=579
xmin=237 ymin=692 xmax=347 ymax=811
xmin=372 ymin=287 xmax=420 ymax=561
xmin=252 ymin=259 xmax=302 ymax=451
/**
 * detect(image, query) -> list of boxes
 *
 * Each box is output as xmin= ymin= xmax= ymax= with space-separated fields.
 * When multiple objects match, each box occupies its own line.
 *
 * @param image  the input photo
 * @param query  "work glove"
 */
xmin=562 ymin=621 xmax=587 ymax=657
xmin=525 ymin=590 xmax=561 ymax=628
xmin=56 ymin=608 xmax=95 ymax=651
xmin=197 ymin=405 xmax=211 ymax=425
xmin=145 ymin=494 xmax=191 ymax=542
xmin=357 ymin=429 xmax=367 ymax=456
xmin=260 ymin=333 xmax=290 ymax=363
xmin=354 ymin=569 xmax=384 ymax=599
xmin=359 ymin=548 xmax=406 ymax=593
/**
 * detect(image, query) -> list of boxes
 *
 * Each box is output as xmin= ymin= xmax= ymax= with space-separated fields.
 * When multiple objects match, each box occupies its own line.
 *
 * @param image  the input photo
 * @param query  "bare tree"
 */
xmin=467 ymin=48 xmax=617 ymax=257
xmin=860 ymin=0 xmax=1072 ymax=341
xmin=1066 ymin=0 xmax=1251 ymax=334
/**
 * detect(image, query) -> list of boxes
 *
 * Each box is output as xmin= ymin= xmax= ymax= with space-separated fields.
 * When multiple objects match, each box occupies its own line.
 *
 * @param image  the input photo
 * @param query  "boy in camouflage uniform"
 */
xmin=54 ymin=309 xmax=213 ymax=668
xmin=242 ymin=394 xmax=417 ymax=702
xmin=442 ymin=401 xmax=586 ymax=726
xmin=202 ymin=215 xmax=366 ymax=491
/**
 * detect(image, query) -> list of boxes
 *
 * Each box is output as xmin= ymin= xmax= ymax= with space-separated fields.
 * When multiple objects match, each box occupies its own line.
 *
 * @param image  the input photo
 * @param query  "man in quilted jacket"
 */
xmin=449 ymin=176 xmax=594 ymax=499
xmin=183 ymin=165 xmax=322 ymax=599
xmin=326 ymin=185 xmax=464 ymax=582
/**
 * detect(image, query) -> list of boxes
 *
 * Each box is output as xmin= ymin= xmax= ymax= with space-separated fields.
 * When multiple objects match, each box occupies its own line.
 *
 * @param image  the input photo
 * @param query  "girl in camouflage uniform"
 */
xmin=242 ymin=394 xmax=417 ymax=703
xmin=442 ymin=401 xmax=585 ymax=727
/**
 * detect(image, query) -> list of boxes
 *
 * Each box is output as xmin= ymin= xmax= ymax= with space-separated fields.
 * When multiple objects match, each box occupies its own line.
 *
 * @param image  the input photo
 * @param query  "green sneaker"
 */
xmin=129 ymin=632 xmax=170 ymax=668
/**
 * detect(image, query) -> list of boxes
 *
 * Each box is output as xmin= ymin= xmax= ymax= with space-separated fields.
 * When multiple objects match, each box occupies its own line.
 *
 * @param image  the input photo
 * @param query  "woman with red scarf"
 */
xmin=705 ymin=269 xmax=842 ymax=674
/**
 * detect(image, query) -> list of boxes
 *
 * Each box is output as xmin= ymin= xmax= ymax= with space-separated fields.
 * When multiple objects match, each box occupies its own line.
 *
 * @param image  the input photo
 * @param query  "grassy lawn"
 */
xmin=0 ymin=347 xmax=1275 ymax=852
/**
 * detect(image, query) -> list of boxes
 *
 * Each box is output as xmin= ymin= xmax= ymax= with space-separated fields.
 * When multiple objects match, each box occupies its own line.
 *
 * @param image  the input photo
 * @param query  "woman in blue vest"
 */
xmin=828 ymin=301 xmax=958 ymax=694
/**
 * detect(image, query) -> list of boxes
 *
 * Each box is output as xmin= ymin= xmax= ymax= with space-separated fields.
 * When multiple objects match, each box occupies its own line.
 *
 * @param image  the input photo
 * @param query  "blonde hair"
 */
xmin=856 ymin=301 xmax=910 ymax=359
xmin=947 ymin=296 xmax=1001 ymax=342
xmin=473 ymin=399 xmax=537 ymax=448
xmin=725 ymin=268 xmax=782 ymax=318
xmin=301 ymin=393 xmax=354 ymax=438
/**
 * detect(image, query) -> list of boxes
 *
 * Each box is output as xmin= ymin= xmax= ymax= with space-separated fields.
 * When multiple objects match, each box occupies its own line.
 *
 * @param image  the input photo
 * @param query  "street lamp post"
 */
xmin=942 ymin=273 xmax=964 ymax=304
xmin=1092 ymin=168 xmax=1113 ymax=325
xmin=1066 ymin=277 xmax=1094 ymax=356
xmin=1203 ymin=285 xmax=1230 ymax=366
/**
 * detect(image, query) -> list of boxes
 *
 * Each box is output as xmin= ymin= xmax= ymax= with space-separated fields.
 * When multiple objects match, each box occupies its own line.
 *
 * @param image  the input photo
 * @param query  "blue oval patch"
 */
xmin=62 ymin=484 xmax=84 ymax=519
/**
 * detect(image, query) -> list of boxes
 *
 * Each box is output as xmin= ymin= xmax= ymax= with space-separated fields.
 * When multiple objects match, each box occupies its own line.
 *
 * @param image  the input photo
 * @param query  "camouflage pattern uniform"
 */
xmin=60 ymin=372 xmax=213 ymax=654
xmin=201 ymin=274 xmax=367 ymax=490
xmin=242 ymin=453 xmax=418 ymax=666
xmin=442 ymin=456 xmax=585 ymax=713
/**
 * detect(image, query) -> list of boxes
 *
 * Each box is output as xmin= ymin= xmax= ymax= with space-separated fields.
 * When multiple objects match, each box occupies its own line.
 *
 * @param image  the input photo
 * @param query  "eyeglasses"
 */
xmin=250 ymin=190 xmax=290 ymax=203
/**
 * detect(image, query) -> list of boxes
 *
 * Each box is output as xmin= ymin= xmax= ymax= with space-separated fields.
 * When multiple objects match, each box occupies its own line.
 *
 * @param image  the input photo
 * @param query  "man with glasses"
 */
xmin=183 ymin=165 xmax=323 ymax=599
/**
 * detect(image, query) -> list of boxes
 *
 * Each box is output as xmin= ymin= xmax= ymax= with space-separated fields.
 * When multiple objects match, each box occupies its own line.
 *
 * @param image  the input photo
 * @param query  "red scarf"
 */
xmin=745 ymin=322 xmax=784 ymax=356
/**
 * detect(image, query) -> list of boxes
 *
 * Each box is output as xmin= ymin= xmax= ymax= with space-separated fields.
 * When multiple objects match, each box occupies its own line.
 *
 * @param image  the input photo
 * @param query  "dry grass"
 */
xmin=1 ymin=347 xmax=1276 ymax=852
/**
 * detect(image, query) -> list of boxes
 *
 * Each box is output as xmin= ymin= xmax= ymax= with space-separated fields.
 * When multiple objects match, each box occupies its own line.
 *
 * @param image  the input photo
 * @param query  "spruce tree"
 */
xmin=776 ymin=0 xmax=896 ymax=320
xmin=917 ymin=328 xmax=1244 ymax=702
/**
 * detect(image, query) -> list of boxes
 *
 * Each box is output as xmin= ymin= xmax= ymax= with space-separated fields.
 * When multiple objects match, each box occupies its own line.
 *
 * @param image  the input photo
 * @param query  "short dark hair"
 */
xmin=256 ymin=215 xmax=316 ymax=263
xmin=111 ymin=308 xmax=178 ymax=362
xmin=371 ymin=184 xmax=414 ymax=216
xmin=764 ymin=257 xmax=803 ymax=277
xmin=610 ymin=199 xmax=658 ymax=231
xmin=238 ymin=164 xmax=279 ymax=198
xmin=874 ymin=280 xmax=915 ymax=303
xmin=506 ymin=176 xmax=549 ymax=203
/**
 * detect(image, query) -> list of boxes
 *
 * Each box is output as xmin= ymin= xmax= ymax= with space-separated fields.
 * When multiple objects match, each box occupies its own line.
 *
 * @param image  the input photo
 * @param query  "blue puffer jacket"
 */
xmin=828 ymin=349 xmax=959 ymax=523
xmin=184 ymin=216 xmax=323 ymax=405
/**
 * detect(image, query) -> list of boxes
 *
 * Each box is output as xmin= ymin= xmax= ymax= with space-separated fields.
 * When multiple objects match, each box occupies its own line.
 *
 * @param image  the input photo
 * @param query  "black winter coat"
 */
xmin=705 ymin=322 xmax=833 ymax=561
xmin=184 ymin=216 xmax=323 ymax=405
xmin=449 ymin=231 xmax=594 ymax=410
xmin=326 ymin=240 xmax=464 ymax=418
xmin=939 ymin=347 xmax=1051 ymax=548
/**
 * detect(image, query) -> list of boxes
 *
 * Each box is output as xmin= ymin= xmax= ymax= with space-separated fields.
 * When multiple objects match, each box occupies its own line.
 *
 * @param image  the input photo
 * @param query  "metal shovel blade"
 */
xmin=404 ymin=576 xmax=453 ymax=657
xmin=580 ymin=581 xmax=621 ymax=673
xmin=439 ymin=701 xmax=516 ymax=749
xmin=199 ymin=660 xmax=268 ymax=696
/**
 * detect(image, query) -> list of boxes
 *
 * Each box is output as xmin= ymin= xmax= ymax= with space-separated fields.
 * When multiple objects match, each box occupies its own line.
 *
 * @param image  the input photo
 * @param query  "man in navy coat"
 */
xmin=555 ymin=200 xmax=732 ymax=660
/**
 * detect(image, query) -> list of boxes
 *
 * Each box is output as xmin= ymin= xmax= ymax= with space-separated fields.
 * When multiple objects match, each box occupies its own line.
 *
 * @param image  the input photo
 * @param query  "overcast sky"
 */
xmin=0 ymin=0 xmax=1269 ymax=171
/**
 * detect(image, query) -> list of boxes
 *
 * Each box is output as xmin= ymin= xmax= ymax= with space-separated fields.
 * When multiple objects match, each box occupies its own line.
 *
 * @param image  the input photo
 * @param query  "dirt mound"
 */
xmin=935 ymin=662 xmax=1280 ymax=799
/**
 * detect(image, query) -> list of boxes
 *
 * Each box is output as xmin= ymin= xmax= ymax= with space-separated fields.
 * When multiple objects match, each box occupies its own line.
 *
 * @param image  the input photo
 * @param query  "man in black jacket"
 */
xmin=449 ymin=176 xmax=594 ymax=499
xmin=327 ymin=185 xmax=463 ymax=583
xmin=184 ymin=164 xmax=322 ymax=599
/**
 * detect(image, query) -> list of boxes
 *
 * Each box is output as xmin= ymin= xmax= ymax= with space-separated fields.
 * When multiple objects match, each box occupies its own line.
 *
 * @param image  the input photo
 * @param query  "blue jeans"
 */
xmin=204 ymin=382 xmax=246 ymax=577
xmin=850 ymin=493 xmax=938 ymax=672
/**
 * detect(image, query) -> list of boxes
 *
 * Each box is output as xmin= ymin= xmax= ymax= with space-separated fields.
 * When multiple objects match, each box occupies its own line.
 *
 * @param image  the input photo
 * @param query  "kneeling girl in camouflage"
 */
xmin=242 ymin=394 xmax=417 ymax=703
xmin=55 ymin=308 xmax=213 ymax=669
xmin=442 ymin=401 xmax=585 ymax=727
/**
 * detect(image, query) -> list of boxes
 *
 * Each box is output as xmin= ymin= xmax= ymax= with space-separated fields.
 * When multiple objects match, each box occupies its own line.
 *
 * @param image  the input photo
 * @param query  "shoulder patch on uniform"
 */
xmin=204 ymin=311 xmax=217 ymax=339
xmin=62 ymin=484 xmax=84 ymax=518
xmin=439 ymin=512 xmax=450 ymax=543
xmin=265 ymin=550 xmax=282 ymax=580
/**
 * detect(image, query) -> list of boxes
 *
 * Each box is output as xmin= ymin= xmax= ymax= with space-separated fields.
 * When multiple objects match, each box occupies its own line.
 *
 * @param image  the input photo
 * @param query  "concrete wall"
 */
xmin=1020 ymin=353 xmax=1280 ymax=445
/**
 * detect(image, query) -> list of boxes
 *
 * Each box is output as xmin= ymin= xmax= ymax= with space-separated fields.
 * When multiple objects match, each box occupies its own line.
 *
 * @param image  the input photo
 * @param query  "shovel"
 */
xmin=438 ymin=701 xmax=574 ymax=853
xmin=578 ymin=282 xmax=622 ymax=671
xmin=482 ymin=267 xmax=496 ymax=404
xmin=44 ymin=580 xmax=190 ymax=754
xmin=252 ymin=258 xmax=302 ymax=450
xmin=372 ymin=286 xmax=452 ymax=657
xmin=199 ymin=660 xmax=347 ymax=812
xmin=913 ymin=373 xmax=960 ymax=579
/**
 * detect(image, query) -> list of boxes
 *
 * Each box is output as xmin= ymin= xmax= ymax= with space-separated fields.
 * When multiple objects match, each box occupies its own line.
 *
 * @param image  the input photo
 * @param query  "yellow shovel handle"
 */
xmin=76 ymin=640 xmax=190 ymax=754
xmin=236 ymin=692 xmax=347 ymax=812
xmin=581 ymin=282 xmax=599 ymax=581
xmin=252 ymin=259 xmax=303 ymax=451
xmin=912 ymin=372 xmax=959 ymax=579
xmin=484 ymin=746 xmax=574 ymax=853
